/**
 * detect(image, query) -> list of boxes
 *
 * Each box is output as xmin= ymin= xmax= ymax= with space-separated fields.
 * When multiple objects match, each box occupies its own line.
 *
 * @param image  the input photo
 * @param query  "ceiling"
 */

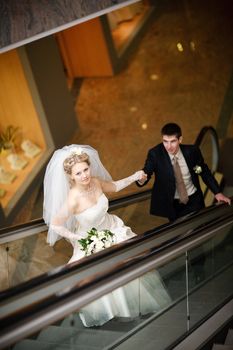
xmin=0 ymin=0 xmax=140 ymax=53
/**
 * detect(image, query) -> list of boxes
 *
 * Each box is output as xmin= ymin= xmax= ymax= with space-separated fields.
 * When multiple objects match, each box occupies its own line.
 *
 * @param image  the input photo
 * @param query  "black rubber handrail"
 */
xmin=195 ymin=125 xmax=220 ymax=174
xmin=195 ymin=125 xmax=219 ymax=150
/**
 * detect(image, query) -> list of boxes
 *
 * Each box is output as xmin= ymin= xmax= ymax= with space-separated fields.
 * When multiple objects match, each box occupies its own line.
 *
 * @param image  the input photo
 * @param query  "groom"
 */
xmin=137 ymin=122 xmax=230 ymax=222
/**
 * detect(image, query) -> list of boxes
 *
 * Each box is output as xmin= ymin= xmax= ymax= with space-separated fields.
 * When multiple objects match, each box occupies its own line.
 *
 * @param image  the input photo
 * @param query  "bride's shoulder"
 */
xmin=92 ymin=177 xmax=106 ymax=192
xmin=92 ymin=177 xmax=101 ymax=186
xmin=68 ymin=187 xmax=80 ymax=202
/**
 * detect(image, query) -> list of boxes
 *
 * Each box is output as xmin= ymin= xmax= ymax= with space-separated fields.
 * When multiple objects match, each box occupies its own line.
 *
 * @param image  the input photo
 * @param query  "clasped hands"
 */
xmin=136 ymin=170 xmax=147 ymax=185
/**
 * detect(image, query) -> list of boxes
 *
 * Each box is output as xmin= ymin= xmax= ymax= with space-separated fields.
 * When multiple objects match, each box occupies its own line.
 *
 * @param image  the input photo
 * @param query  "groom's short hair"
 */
xmin=161 ymin=123 xmax=182 ymax=139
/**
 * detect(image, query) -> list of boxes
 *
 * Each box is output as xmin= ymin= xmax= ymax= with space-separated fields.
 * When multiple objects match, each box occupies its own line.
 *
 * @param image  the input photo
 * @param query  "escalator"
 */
xmin=0 ymin=201 xmax=233 ymax=350
xmin=0 ymin=125 xmax=224 ymax=291
xmin=0 ymin=126 xmax=232 ymax=349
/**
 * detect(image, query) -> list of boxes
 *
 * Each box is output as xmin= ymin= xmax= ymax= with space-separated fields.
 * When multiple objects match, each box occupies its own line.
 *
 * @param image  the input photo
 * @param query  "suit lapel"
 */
xmin=161 ymin=144 xmax=175 ymax=179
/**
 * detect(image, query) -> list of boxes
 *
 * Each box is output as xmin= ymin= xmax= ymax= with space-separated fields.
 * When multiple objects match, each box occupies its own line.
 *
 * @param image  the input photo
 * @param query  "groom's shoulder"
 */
xmin=148 ymin=143 xmax=163 ymax=154
xmin=180 ymin=143 xmax=199 ymax=153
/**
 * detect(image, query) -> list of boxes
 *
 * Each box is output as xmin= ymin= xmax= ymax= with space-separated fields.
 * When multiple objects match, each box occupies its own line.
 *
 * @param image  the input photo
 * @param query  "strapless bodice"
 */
xmin=69 ymin=193 xmax=135 ymax=263
xmin=75 ymin=193 xmax=108 ymax=232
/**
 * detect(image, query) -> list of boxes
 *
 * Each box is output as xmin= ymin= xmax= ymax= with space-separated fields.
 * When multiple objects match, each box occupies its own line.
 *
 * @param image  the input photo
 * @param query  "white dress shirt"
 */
xmin=169 ymin=149 xmax=196 ymax=199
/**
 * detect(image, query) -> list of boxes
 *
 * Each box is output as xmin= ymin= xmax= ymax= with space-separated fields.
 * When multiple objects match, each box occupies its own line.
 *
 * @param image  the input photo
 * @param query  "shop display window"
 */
xmin=0 ymin=49 xmax=50 ymax=222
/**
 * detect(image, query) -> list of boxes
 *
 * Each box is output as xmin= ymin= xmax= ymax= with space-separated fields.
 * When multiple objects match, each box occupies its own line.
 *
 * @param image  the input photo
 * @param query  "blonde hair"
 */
xmin=63 ymin=152 xmax=90 ymax=175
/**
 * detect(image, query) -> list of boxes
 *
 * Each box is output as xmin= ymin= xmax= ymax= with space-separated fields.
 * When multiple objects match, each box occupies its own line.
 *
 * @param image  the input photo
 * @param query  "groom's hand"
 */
xmin=215 ymin=193 xmax=231 ymax=205
xmin=137 ymin=171 xmax=147 ymax=185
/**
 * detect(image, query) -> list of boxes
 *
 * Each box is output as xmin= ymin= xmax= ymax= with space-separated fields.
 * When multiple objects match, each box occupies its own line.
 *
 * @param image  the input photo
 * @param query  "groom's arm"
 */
xmin=136 ymin=149 xmax=155 ymax=187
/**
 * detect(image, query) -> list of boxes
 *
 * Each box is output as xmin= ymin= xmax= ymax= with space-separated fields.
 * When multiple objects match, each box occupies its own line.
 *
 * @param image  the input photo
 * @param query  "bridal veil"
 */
xmin=43 ymin=144 xmax=112 ymax=245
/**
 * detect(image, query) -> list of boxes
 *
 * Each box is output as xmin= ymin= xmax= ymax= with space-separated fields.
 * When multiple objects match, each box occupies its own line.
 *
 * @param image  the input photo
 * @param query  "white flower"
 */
xmin=98 ymin=233 xmax=106 ymax=240
xmin=91 ymin=236 xmax=99 ymax=243
xmin=86 ymin=245 xmax=93 ymax=256
xmin=78 ymin=228 xmax=115 ymax=256
xmin=95 ymin=241 xmax=104 ymax=252
xmin=89 ymin=242 xmax=95 ymax=251
xmin=193 ymin=165 xmax=202 ymax=174
xmin=105 ymin=241 xmax=111 ymax=248
xmin=74 ymin=147 xmax=83 ymax=155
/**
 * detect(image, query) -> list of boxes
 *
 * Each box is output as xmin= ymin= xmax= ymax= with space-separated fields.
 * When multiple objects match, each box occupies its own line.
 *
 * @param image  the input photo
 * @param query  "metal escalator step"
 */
xmin=13 ymin=338 xmax=70 ymax=350
xmin=38 ymin=325 xmax=125 ymax=348
xmin=225 ymin=329 xmax=233 ymax=345
xmin=61 ymin=314 xmax=85 ymax=329
xmin=62 ymin=314 xmax=143 ymax=333
xmin=212 ymin=345 xmax=233 ymax=350
xmin=223 ymin=186 xmax=233 ymax=197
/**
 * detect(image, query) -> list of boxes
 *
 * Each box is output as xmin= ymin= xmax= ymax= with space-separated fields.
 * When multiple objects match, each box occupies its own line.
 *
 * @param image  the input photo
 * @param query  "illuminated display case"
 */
xmin=0 ymin=38 xmax=77 ymax=225
xmin=0 ymin=49 xmax=52 ymax=223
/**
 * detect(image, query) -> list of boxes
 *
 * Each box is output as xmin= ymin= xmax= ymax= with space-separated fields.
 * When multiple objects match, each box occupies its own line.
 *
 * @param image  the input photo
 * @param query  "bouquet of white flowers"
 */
xmin=78 ymin=227 xmax=115 ymax=256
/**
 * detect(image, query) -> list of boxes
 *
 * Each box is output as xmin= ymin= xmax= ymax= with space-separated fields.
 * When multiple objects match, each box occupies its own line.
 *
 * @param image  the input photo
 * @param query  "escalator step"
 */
xmin=62 ymin=314 xmax=143 ymax=332
xmin=62 ymin=314 xmax=84 ymax=329
xmin=225 ymin=329 xmax=233 ymax=345
xmin=13 ymin=338 xmax=70 ymax=350
xmin=38 ymin=325 xmax=124 ymax=348
xmin=212 ymin=345 xmax=233 ymax=349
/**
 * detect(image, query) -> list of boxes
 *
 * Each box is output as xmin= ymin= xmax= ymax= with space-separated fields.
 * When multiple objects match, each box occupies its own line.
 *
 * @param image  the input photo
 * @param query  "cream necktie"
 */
xmin=173 ymin=155 xmax=189 ymax=204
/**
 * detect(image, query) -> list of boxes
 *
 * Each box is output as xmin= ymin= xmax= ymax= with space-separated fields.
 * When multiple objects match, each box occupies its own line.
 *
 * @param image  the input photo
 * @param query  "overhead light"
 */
xmin=150 ymin=74 xmax=159 ymax=80
xmin=177 ymin=42 xmax=183 ymax=52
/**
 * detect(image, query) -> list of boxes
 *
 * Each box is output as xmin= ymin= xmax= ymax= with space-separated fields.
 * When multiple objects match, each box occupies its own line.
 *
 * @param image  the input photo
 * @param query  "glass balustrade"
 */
xmin=188 ymin=223 xmax=233 ymax=330
xmin=5 ymin=216 xmax=233 ymax=350
xmin=0 ymin=195 xmax=169 ymax=292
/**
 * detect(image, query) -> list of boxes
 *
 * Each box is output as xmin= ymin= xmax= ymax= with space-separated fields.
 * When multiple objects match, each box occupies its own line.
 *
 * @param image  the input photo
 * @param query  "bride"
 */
xmin=43 ymin=145 xmax=171 ymax=327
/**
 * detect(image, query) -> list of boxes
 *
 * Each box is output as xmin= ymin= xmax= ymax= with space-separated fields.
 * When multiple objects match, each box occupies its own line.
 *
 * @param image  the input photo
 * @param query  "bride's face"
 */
xmin=71 ymin=161 xmax=91 ymax=186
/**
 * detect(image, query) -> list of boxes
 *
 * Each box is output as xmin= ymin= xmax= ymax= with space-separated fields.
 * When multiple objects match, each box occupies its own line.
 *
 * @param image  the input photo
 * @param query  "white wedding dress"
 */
xmin=63 ymin=193 xmax=171 ymax=327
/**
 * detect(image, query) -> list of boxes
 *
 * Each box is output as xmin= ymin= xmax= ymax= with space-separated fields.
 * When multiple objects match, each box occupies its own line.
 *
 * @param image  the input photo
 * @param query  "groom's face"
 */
xmin=162 ymin=134 xmax=182 ymax=155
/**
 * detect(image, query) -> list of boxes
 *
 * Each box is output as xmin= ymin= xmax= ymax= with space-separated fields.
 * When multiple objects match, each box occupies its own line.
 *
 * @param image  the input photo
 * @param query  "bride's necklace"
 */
xmin=79 ymin=183 xmax=96 ymax=197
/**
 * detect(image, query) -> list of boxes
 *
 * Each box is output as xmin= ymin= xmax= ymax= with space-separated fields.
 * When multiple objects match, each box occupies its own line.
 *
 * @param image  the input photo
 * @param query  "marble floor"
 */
xmin=2 ymin=0 xmax=233 ymax=289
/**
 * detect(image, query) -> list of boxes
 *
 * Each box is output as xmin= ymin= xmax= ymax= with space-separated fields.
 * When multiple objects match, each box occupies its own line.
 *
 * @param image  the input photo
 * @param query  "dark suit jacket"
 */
xmin=137 ymin=143 xmax=220 ymax=219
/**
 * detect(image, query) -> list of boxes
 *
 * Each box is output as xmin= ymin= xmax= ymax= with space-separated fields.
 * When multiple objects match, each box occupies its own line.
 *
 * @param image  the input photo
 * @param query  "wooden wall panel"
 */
xmin=57 ymin=18 xmax=114 ymax=78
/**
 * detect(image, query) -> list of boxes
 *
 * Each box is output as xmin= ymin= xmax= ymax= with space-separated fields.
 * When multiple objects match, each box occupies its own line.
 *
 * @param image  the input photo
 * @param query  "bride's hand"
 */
xmin=139 ymin=170 xmax=147 ymax=182
xmin=136 ymin=170 xmax=147 ymax=184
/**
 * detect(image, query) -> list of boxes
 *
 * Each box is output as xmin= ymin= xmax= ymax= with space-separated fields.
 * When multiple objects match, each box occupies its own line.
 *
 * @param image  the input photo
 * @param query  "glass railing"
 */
xmin=0 ymin=202 xmax=233 ymax=350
